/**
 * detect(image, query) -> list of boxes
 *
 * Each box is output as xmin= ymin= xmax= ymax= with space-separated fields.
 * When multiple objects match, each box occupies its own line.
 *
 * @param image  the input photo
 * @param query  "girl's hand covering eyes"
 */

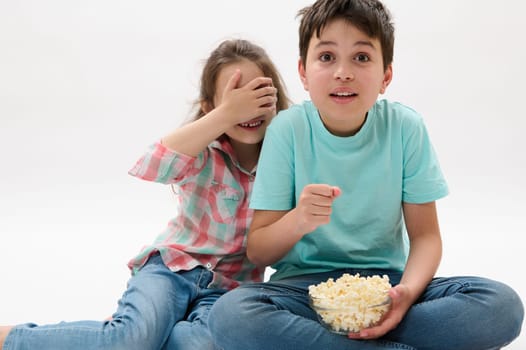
xmin=219 ymin=69 xmax=278 ymax=125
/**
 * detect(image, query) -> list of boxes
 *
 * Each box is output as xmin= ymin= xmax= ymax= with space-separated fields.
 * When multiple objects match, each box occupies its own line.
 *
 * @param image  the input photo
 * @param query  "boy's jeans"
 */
xmin=209 ymin=269 xmax=524 ymax=350
xmin=4 ymin=253 xmax=224 ymax=350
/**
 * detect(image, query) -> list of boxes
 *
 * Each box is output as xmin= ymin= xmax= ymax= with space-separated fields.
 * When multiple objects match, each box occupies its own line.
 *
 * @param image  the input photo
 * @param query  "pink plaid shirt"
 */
xmin=127 ymin=138 xmax=264 ymax=290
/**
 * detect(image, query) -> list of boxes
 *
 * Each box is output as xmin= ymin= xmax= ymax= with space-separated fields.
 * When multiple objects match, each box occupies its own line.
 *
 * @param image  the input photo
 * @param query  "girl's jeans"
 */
xmin=4 ymin=253 xmax=225 ymax=350
xmin=209 ymin=269 xmax=524 ymax=350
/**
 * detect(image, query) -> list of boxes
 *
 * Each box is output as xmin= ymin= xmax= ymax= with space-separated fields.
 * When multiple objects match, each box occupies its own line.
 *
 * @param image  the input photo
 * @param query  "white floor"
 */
xmin=0 ymin=174 xmax=524 ymax=348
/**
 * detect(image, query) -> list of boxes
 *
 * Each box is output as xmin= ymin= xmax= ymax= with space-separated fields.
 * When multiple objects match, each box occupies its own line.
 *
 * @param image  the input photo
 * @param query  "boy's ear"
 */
xmin=298 ymin=58 xmax=309 ymax=91
xmin=380 ymin=64 xmax=393 ymax=94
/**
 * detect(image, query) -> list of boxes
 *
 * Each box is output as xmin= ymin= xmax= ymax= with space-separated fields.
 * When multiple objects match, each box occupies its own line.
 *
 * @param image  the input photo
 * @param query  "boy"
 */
xmin=208 ymin=1 xmax=524 ymax=349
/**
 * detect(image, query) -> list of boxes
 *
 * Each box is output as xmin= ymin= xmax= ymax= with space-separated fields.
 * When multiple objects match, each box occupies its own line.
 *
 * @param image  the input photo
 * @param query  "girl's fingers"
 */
xmin=224 ymin=69 xmax=242 ymax=93
xmin=247 ymin=76 xmax=274 ymax=92
xmin=259 ymin=95 xmax=277 ymax=109
xmin=256 ymin=86 xmax=277 ymax=98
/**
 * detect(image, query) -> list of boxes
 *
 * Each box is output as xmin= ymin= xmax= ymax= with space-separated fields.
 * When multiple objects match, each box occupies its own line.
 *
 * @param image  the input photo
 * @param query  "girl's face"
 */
xmin=299 ymin=18 xmax=392 ymax=136
xmin=215 ymin=60 xmax=274 ymax=146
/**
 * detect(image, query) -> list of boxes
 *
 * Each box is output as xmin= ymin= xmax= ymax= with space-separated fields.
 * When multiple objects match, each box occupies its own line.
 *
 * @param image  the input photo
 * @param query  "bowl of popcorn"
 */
xmin=308 ymin=273 xmax=392 ymax=334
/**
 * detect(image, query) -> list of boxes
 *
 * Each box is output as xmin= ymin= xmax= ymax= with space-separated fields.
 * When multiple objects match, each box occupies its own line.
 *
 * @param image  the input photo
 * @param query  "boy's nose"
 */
xmin=334 ymin=63 xmax=354 ymax=81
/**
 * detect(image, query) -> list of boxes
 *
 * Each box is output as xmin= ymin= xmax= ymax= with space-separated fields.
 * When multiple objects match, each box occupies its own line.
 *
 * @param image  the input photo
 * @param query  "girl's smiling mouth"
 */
xmin=238 ymin=118 xmax=264 ymax=129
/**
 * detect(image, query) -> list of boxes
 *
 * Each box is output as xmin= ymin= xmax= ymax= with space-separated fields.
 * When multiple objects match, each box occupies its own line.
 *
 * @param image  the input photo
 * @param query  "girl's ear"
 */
xmin=298 ymin=58 xmax=309 ymax=92
xmin=201 ymin=100 xmax=213 ymax=114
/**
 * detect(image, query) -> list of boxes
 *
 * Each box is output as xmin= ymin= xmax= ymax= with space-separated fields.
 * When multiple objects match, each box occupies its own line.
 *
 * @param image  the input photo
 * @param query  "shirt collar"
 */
xmin=210 ymin=137 xmax=257 ymax=175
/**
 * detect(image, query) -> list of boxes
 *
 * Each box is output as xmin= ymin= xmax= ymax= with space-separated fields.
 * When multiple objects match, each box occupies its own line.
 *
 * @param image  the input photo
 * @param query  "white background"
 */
xmin=1 ymin=1 xmax=524 ymax=348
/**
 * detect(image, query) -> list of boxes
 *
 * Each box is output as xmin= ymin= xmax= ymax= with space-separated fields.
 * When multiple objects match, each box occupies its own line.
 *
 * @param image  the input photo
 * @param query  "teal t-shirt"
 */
xmin=250 ymin=99 xmax=449 ymax=281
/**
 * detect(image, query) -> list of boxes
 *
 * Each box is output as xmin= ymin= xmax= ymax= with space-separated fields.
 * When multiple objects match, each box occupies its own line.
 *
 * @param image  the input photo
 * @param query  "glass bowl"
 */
xmin=309 ymin=294 xmax=391 ymax=334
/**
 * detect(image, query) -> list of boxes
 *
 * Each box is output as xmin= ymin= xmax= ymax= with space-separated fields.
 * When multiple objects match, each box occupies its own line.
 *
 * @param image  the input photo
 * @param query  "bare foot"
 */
xmin=0 ymin=326 xmax=14 ymax=350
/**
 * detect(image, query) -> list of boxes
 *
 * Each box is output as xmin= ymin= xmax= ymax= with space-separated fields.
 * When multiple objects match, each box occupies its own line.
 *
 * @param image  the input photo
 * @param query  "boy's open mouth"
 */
xmin=330 ymin=92 xmax=357 ymax=98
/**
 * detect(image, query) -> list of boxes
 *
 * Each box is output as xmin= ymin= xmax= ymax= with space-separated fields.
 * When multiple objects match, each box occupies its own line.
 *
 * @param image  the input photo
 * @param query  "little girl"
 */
xmin=0 ymin=39 xmax=291 ymax=350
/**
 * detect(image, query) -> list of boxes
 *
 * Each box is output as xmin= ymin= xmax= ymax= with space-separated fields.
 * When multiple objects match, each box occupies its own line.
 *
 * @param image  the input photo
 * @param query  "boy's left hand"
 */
xmin=347 ymin=284 xmax=411 ymax=340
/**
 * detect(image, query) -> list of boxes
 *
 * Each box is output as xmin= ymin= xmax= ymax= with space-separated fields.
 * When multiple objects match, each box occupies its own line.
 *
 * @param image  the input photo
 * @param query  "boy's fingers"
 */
xmin=331 ymin=186 xmax=342 ymax=197
xmin=311 ymin=185 xmax=341 ymax=198
xmin=308 ymin=184 xmax=333 ymax=197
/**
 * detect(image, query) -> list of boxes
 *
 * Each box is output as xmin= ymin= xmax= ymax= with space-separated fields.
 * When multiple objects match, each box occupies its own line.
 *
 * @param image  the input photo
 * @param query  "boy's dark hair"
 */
xmin=297 ymin=0 xmax=394 ymax=71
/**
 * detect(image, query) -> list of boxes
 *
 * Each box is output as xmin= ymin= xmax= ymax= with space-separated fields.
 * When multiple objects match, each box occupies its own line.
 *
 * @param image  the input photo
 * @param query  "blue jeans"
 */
xmin=209 ymin=269 xmax=524 ymax=350
xmin=4 ymin=254 xmax=225 ymax=350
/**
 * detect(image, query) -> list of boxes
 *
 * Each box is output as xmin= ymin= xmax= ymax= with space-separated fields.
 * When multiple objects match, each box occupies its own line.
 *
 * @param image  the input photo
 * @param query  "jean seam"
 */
xmin=376 ymin=339 xmax=416 ymax=350
xmin=380 ymin=341 xmax=416 ymax=350
xmin=196 ymin=268 xmax=213 ymax=291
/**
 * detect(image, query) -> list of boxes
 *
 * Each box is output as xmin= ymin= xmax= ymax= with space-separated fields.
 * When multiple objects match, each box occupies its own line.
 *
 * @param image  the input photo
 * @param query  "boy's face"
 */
xmin=299 ymin=18 xmax=392 ymax=136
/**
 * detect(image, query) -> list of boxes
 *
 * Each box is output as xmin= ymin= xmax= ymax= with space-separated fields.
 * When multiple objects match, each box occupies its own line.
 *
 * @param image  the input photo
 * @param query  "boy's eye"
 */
xmin=355 ymin=53 xmax=370 ymax=62
xmin=319 ymin=53 xmax=333 ymax=62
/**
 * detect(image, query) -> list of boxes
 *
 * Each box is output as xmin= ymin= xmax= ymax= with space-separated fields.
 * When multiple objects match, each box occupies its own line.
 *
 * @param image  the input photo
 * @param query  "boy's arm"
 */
xmin=246 ymin=209 xmax=301 ymax=266
xmin=247 ymin=184 xmax=341 ymax=267
xmin=400 ymin=201 xmax=442 ymax=303
xmin=354 ymin=201 xmax=442 ymax=339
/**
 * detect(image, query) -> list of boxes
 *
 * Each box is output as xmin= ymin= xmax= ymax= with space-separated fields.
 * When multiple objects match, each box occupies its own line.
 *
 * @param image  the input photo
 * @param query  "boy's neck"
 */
xmin=320 ymin=112 xmax=368 ymax=137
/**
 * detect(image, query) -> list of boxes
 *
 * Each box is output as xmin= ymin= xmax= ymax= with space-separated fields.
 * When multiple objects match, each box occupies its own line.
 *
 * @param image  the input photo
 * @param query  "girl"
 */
xmin=0 ymin=39 xmax=291 ymax=350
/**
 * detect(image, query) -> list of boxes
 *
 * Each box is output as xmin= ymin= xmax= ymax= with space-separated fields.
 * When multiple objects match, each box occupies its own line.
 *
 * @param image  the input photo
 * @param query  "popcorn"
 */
xmin=309 ymin=273 xmax=392 ymax=333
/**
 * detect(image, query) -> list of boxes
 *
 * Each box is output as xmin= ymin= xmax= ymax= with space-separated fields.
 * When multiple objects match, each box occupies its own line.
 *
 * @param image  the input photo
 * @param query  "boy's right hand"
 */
xmin=295 ymin=184 xmax=341 ymax=235
xmin=219 ymin=69 xmax=277 ymax=125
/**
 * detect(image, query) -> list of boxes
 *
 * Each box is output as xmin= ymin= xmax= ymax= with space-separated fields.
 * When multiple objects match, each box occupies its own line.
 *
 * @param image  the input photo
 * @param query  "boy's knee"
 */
xmin=499 ymin=283 xmax=524 ymax=330
xmin=483 ymin=279 xmax=524 ymax=343
xmin=209 ymin=287 xmax=262 ymax=343
xmin=209 ymin=290 xmax=242 ymax=328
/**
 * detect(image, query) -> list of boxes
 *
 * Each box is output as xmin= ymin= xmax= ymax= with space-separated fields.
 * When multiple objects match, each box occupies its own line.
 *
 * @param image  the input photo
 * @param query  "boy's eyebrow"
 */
xmin=314 ymin=39 xmax=377 ymax=51
xmin=354 ymin=40 xmax=377 ymax=50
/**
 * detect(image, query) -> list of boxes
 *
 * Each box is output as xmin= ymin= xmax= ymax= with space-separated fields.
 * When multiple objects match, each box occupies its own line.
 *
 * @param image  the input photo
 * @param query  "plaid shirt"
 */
xmin=127 ymin=138 xmax=264 ymax=290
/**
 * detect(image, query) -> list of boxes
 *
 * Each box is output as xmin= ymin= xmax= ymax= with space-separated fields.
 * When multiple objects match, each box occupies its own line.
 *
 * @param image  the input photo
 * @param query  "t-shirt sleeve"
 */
xmin=402 ymin=115 xmax=449 ymax=203
xmin=250 ymin=115 xmax=295 ymax=210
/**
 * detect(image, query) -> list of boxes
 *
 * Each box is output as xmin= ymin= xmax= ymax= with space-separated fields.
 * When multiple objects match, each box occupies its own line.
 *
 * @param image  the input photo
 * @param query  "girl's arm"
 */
xmin=161 ymin=70 xmax=276 ymax=157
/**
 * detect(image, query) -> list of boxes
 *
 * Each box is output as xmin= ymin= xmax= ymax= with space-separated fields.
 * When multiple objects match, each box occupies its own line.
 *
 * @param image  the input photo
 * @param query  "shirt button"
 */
xmin=205 ymin=263 xmax=212 ymax=270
